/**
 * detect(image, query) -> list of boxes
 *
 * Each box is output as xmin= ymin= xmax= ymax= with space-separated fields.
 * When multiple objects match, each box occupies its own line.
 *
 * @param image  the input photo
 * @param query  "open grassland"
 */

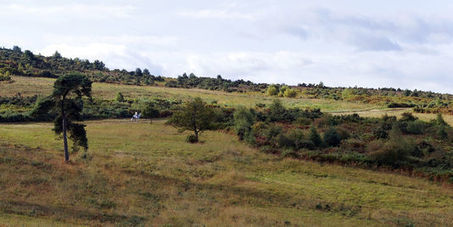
xmin=0 ymin=120 xmax=452 ymax=226
xmin=333 ymin=108 xmax=453 ymax=126
xmin=1 ymin=76 xmax=381 ymax=112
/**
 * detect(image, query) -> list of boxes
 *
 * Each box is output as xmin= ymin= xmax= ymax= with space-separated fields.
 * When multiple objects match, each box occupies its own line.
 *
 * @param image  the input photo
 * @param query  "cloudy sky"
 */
xmin=1 ymin=0 xmax=453 ymax=93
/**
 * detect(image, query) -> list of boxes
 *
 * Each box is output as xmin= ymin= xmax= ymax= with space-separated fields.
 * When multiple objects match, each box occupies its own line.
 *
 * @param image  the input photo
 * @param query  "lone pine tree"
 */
xmin=52 ymin=73 xmax=92 ymax=162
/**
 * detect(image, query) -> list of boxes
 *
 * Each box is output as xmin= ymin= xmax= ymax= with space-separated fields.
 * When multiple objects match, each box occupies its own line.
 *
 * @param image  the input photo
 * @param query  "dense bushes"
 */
xmin=265 ymin=85 xmax=298 ymax=97
xmin=367 ymin=128 xmax=415 ymax=167
xmin=165 ymin=73 xmax=266 ymax=92
xmin=0 ymin=94 xmax=182 ymax=122
xmin=0 ymin=72 xmax=11 ymax=81
xmin=229 ymin=102 xmax=453 ymax=181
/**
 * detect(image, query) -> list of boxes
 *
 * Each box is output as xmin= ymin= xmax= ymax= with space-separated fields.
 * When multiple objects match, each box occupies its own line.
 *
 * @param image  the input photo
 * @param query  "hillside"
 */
xmin=1 ymin=46 xmax=452 ymax=114
xmin=1 ymin=47 xmax=453 ymax=226
xmin=0 ymin=120 xmax=452 ymax=226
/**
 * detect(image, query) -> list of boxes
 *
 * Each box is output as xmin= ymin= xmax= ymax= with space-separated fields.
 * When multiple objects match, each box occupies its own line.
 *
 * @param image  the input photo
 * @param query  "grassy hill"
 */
xmin=0 ymin=120 xmax=452 ymax=226
xmin=1 ymin=47 xmax=453 ymax=226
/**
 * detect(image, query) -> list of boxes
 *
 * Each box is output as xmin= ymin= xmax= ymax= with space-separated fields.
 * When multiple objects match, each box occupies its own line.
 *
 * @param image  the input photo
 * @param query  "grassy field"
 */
xmin=0 ymin=120 xmax=452 ymax=226
xmin=1 ymin=76 xmax=381 ymax=112
xmin=333 ymin=108 xmax=453 ymax=126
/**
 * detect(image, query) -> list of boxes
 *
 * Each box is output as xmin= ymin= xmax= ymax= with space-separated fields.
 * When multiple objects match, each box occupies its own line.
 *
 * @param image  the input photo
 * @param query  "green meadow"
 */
xmin=3 ymin=76 xmax=381 ymax=112
xmin=0 ymin=120 xmax=452 ymax=226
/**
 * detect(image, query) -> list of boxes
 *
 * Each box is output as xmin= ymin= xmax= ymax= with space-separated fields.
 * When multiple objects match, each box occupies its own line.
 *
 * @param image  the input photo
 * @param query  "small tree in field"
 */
xmin=52 ymin=73 xmax=92 ymax=161
xmin=168 ymin=97 xmax=215 ymax=143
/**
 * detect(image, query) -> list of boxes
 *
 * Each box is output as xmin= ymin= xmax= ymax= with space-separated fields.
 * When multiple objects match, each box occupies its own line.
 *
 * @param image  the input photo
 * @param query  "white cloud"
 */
xmin=4 ymin=3 xmax=135 ymax=18
xmin=178 ymin=9 xmax=258 ymax=20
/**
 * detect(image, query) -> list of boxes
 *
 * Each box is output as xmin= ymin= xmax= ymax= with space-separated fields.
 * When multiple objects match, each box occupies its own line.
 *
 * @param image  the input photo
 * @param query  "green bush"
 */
xmin=373 ymin=125 xmax=389 ymax=139
xmin=400 ymin=112 xmax=417 ymax=121
xmin=406 ymin=120 xmax=427 ymax=135
xmin=233 ymin=106 xmax=255 ymax=141
xmin=283 ymin=88 xmax=297 ymax=98
xmin=0 ymin=73 xmax=11 ymax=81
xmin=367 ymin=139 xmax=414 ymax=167
xmin=266 ymin=85 xmax=279 ymax=96
xmin=267 ymin=99 xmax=288 ymax=122
xmin=278 ymin=86 xmax=287 ymax=97
xmin=276 ymin=134 xmax=294 ymax=148
xmin=367 ymin=128 xmax=416 ymax=167
xmin=264 ymin=124 xmax=282 ymax=145
xmin=323 ymin=127 xmax=341 ymax=147
xmin=142 ymin=104 xmax=160 ymax=118
xmin=295 ymin=117 xmax=312 ymax=126
xmin=115 ymin=92 xmax=125 ymax=102
xmin=186 ymin=134 xmax=198 ymax=143
xmin=309 ymin=126 xmax=322 ymax=147
xmin=289 ymin=129 xmax=314 ymax=150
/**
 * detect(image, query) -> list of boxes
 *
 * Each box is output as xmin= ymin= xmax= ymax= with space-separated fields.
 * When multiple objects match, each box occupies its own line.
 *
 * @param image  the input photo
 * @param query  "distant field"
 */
xmin=5 ymin=76 xmax=452 ymax=125
xmin=0 ymin=120 xmax=452 ymax=226
xmin=333 ymin=108 xmax=453 ymax=126
xmin=1 ymin=76 xmax=381 ymax=112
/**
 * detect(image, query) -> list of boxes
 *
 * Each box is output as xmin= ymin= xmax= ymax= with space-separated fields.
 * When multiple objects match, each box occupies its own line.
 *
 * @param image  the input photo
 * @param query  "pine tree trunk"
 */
xmin=63 ymin=116 xmax=69 ymax=162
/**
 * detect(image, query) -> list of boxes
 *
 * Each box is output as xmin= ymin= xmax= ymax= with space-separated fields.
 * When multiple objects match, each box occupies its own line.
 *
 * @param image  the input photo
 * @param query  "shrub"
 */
xmin=309 ymin=126 xmax=322 ymax=147
xmin=276 ymin=133 xmax=294 ymax=148
xmin=116 ymin=92 xmax=125 ymax=102
xmin=233 ymin=106 xmax=255 ymax=141
xmin=367 ymin=127 xmax=416 ymax=167
xmin=142 ymin=103 xmax=160 ymax=118
xmin=341 ymin=138 xmax=366 ymax=151
xmin=288 ymin=129 xmax=314 ymax=150
xmin=283 ymin=88 xmax=297 ymax=98
xmin=255 ymin=103 xmax=266 ymax=108
xmin=281 ymin=149 xmax=299 ymax=158
xmin=373 ymin=125 xmax=388 ymax=139
xmin=266 ymin=85 xmax=279 ymax=96
xmin=186 ymin=134 xmax=198 ymax=143
xmin=436 ymin=125 xmax=448 ymax=140
xmin=387 ymin=102 xmax=415 ymax=108
xmin=323 ymin=127 xmax=341 ymax=147
xmin=400 ymin=112 xmax=417 ymax=121
xmin=0 ymin=73 xmax=11 ymax=81
xmin=278 ymin=86 xmax=289 ymax=97
xmin=435 ymin=113 xmax=448 ymax=126
xmin=417 ymin=141 xmax=435 ymax=157
xmin=295 ymin=117 xmax=312 ymax=126
xmin=264 ymin=124 xmax=282 ymax=145
xmin=267 ymin=99 xmax=290 ymax=122
xmin=406 ymin=120 xmax=427 ymax=135
xmin=367 ymin=139 xmax=414 ymax=167
xmin=336 ymin=126 xmax=351 ymax=140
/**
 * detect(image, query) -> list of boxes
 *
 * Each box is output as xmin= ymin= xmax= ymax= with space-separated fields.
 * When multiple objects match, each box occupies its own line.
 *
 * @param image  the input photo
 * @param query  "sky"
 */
xmin=1 ymin=0 xmax=453 ymax=93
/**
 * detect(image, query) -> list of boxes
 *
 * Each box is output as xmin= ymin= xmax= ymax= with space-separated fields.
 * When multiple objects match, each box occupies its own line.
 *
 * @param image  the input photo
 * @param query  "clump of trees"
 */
xmin=165 ymin=73 xmax=267 ymax=92
xmin=0 ymin=46 xmax=164 ymax=86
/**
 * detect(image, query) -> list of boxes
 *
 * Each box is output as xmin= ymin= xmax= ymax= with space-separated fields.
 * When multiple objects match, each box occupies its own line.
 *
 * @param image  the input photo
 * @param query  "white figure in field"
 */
xmin=131 ymin=112 xmax=141 ymax=122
